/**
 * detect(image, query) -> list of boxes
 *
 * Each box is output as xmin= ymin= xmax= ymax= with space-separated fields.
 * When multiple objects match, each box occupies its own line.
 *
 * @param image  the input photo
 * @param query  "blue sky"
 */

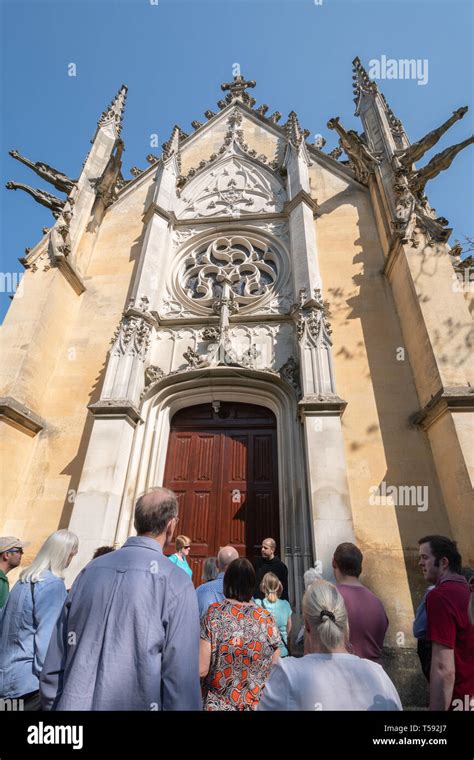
xmin=1 ymin=0 xmax=473 ymax=322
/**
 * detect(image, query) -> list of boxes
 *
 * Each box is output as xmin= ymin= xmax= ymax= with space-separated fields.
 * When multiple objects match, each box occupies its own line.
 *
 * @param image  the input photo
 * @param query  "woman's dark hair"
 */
xmin=223 ymin=558 xmax=255 ymax=602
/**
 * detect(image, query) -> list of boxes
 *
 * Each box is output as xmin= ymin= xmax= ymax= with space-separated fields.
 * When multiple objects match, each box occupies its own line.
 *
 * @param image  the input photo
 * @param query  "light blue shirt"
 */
xmin=168 ymin=553 xmax=193 ymax=578
xmin=40 ymin=536 xmax=202 ymax=711
xmin=196 ymin=573 xmax=225 ymax=618
xmin=255 ymin=598 xmax=292 ymax=656
xmin=0 ymin=571 xmax=67 ymax=698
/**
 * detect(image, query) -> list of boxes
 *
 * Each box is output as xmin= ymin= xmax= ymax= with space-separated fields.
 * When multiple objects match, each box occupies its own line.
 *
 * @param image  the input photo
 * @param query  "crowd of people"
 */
xmin=0 ymin=486 xmax=472 ymax=712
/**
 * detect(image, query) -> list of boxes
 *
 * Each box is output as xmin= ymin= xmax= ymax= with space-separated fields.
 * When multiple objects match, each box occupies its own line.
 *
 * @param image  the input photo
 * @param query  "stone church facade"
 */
xmin=1 ymin=60 xmax=473 ymax=699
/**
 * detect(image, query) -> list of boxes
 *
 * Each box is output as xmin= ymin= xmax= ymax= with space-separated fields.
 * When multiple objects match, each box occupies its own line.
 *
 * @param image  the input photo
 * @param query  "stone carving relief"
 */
xmin=176 ymin=156 xmax=286 ymax=219
xmin=110 ymin=295 xmax=154 ymax=359
xmin=142 ymin=322 xmax=299 ymax=397
xmin=292 ymin=288 xmax=333 ymax=347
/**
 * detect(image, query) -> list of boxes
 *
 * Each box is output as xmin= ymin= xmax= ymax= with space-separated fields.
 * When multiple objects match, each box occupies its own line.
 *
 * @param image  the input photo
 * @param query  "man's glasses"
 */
xmin=8 ymin=548 xmax=23 ymax=554
xmin=183 ymin=546 xmax=191 ymax=550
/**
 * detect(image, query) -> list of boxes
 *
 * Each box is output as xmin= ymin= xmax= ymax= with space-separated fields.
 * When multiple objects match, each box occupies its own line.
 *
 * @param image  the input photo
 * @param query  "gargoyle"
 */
xmin=408 ymin=135 xmax=474 ymax=197
xmin=327 ymin=117 xmax=380 ymax=184
xmin=5 ymin=181 xmax=65 ymax=217
xmin=8 ymin=149 xmax=75 ymax=194
xmin=396 ymin=106 xmax=468 ymax=168
xmin=91 ymin=139 xmax=124 ymax=207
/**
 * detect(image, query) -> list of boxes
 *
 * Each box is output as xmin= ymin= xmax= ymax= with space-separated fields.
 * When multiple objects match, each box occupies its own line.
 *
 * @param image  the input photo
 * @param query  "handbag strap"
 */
xmin=29 ymin=581 xmax=36 ymax=625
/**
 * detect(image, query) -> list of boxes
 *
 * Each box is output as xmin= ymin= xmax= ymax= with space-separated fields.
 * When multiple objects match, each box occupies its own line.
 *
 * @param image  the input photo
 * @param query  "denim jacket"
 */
xmin=0 ymin=571 xmax=66 ymax=698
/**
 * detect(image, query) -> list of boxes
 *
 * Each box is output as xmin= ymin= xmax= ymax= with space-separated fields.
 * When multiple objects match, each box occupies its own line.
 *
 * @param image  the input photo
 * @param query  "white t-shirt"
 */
xmin=257 ymin=653 xmax=403 ymax=711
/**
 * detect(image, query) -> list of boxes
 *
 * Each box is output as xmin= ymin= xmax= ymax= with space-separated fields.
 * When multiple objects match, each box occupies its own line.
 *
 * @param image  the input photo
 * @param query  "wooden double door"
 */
xmin=162 ymin=402 xmax=280 ymax=585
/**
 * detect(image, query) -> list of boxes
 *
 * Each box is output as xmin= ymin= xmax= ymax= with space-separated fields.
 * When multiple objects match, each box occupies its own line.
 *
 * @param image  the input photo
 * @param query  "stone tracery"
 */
xmin=181 ymin=234 xmax=279 ymax=310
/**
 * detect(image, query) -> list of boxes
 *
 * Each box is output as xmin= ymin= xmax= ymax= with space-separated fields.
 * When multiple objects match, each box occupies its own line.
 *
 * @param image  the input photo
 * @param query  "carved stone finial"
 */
xmin=130 ymin=166 xmax=143 ymax=178
xmin=191 ymin=120 xmax=203 ymax=130
xmin=285 ymin=111 xmax=305 ymax=148
xmin=220 ymin=74 xmax=256 ymax=105
xmin=448 ymin=240 xmax=463 ymax=258
xmin=268 ymin=112 xmax=282 ymax=123
xmin=328 ymin=145 xmax=343 ymax=160
xmin=204 ymin=110 xmax=216 ymax=120
xmin=255 ymin=104 xmax=269 ymax=116
xmin=98 ymin=84 xmax=128 ymax=137
xmin=146 ymin=154 xmax=159 ymax=164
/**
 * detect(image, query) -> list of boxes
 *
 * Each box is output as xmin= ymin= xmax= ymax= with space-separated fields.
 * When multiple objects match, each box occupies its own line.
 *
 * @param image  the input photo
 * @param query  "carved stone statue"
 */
xmin=183 ymin=346 xmax=208 ymax=369
xmin=408 ymin=135 xmax=474 ymax=196
xmin=327 ymin=117 xmax=379 ymax=184
xmin=92 ymin=140 xmax=124 ymax=207
xmin=6 ymin=181 xmax=65 ymax=217
xmin=397 ymin=106 xmax=468 ymax=168
xmin=8 ymin=149 xmax=75 ymax=193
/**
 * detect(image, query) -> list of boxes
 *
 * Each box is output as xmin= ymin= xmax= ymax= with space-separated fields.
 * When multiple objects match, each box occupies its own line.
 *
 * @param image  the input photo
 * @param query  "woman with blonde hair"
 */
xmin=258 ymin=578 xmax=402 ymax=711
xmin=255 ymin=572 xmax=292 ymax=656
xmin=168 ymin=534 xmax=193 ymax=578
xmin=0 ymin=529 xmax=78 ymax=710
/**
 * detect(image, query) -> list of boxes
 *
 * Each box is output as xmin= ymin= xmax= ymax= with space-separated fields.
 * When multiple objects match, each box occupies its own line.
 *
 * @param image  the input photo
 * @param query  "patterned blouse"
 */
xmin=200 ymin=599 xmax=281 ymax=711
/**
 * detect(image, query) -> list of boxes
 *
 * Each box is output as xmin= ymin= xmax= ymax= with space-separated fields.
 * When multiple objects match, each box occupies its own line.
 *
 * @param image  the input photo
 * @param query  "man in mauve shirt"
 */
xmin=418 ymin=534 xmax=474 ymax=711
xmin=332 ymin=542 xmax=388 ymax=662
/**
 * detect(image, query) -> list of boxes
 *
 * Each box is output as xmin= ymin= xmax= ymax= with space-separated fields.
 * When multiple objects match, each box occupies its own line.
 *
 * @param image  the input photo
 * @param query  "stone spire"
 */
xmin=285 ymin=111 xmax=305 ymax=148
xmin=351 ymin=57 xmax=408 ymax=153
xmin=162 ymin=125 xmax=182 ymax=161
xmin=352 ymin=56 xmax=378 ymax=106
xmin=97 ymin=84 xmax=128 ymax=137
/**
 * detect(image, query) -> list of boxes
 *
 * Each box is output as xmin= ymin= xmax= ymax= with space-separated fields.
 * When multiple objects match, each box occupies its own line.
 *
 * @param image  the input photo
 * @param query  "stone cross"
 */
xmin=221 ymin=74 xmax=256 ymax=100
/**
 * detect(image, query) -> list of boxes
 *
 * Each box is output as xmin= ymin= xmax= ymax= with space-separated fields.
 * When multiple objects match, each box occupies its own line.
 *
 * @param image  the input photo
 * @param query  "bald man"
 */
xmin=40 ymin=488 xmax=201 ymax=711
xmin=196 ymin=545 xmax=239 ymax=618
xmin=254 ymin=538 xmax=289 ymax=601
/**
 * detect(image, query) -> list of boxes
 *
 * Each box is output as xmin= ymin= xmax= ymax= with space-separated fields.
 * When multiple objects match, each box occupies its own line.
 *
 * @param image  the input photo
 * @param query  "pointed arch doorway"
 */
xmin=162 ymin=401 xmax=280 ymax=585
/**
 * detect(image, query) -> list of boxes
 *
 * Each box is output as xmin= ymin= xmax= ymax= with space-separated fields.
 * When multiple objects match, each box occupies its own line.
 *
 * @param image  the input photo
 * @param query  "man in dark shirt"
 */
xmin=254 ymin=537 xmax=289 ymax=601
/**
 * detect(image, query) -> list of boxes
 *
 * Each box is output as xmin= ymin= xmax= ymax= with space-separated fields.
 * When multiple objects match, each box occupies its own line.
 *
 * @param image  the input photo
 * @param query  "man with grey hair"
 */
xmin=40 ymin=488 xmax=201 ymax=710
xmin=196 ymin=545 xmax=239 ymax=618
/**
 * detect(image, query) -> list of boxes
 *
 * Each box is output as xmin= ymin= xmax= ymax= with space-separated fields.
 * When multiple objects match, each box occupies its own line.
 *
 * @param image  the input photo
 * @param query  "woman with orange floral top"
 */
xmin=199 ymin=557 xmax=281 ymax=711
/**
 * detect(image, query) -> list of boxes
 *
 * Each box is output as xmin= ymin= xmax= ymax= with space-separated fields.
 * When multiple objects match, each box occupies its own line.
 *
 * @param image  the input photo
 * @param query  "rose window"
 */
xmin=181 ymin=235 xmax=278 ymax=308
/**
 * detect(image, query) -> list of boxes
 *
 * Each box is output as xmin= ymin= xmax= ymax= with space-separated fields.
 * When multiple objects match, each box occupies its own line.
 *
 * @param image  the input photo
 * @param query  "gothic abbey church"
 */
xmin=1 ymin=60 xmax=473 ymax=696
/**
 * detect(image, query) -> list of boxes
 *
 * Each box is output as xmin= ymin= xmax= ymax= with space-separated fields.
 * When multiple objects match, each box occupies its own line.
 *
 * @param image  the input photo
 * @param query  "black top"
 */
xmin=254 ymin=556 xmax=289 ymax=601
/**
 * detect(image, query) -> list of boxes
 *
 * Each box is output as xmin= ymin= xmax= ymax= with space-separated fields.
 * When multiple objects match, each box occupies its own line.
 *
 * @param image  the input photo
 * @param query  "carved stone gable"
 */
xmin=176 ymin=156 xmax=286 ymax=219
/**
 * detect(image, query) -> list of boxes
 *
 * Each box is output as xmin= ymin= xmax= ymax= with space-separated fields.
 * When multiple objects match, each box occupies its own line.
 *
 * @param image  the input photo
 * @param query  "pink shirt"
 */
xmin=337 ymin=584 xmax=389 ymax=662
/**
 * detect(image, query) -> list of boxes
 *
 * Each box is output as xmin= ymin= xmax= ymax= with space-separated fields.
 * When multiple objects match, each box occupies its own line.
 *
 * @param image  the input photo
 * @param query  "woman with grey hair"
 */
xmin=0 ymin=529 xmax=78 ymax=710
xmin=258 ymin=578 xmax=402 ymax=711
xmin=202 ymin=557 xmax=218 ymax=583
